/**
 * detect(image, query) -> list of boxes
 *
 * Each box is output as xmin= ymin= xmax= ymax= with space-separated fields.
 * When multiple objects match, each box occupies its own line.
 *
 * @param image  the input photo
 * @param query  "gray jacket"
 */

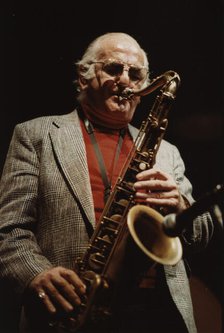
xmin=0 ymin=110 xmax=214 ymax=332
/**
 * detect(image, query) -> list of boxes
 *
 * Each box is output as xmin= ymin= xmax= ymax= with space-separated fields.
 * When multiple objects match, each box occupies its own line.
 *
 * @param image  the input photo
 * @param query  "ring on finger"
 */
xmin=38 ymin=290 xmax=46 ymax=299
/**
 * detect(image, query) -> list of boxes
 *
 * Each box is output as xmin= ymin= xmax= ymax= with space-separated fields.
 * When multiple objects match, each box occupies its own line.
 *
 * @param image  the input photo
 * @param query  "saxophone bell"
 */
xmin=127 ymin=205 xmax=182 ymax=265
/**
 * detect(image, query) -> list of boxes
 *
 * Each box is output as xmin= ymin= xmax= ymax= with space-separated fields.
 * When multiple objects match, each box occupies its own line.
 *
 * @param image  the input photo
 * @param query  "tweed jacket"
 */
xmin=0 ymin=110 xmax=213 ymax=333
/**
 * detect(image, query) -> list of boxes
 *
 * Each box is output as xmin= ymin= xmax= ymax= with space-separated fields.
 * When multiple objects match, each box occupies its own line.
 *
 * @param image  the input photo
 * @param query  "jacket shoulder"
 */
xmin=13 ymin=111 xmax=79 ymax=138
xmin=17 ymin=110 xmax=78 ymax=129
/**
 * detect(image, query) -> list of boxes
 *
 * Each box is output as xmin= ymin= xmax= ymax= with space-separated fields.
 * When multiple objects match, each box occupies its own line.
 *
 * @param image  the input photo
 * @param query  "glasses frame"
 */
xmin=89 ymin=58 xmax=148 ymax=83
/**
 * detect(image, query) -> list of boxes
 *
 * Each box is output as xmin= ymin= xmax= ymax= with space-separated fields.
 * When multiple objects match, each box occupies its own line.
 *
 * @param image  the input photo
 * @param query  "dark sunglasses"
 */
xmin=90 ymin=59 xmax=148 ymax=82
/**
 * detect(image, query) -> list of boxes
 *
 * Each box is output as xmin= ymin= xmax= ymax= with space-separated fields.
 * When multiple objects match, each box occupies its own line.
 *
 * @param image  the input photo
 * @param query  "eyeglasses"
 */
xmin=90 ymin=59 xmax=148 ymax=82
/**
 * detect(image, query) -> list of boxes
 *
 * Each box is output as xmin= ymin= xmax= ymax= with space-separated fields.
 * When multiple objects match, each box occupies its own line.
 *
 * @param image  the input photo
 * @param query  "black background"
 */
xmin=2 ymin=0 xmax=224 ymax=317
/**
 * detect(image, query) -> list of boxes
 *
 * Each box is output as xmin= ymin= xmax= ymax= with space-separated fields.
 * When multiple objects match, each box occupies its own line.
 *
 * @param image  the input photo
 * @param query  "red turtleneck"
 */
xmin=80 ymin=119 xmax=134 ymax=223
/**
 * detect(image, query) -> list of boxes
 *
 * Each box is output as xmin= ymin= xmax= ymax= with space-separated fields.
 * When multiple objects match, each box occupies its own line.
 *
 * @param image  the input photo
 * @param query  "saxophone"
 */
xmin=54 ymin=70 xmax=182 ymax=332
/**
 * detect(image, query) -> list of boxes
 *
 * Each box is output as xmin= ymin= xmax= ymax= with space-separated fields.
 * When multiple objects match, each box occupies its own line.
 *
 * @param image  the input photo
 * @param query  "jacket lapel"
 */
xmin=49 ymin=111 xmax=95 ymax=229
xmin=48 ymin=114 xmax=139 ymax=231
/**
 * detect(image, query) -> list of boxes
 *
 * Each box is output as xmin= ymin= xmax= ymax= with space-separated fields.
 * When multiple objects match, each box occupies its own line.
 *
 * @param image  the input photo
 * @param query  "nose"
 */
xmin=115 ymin=66 xmax=131 ymax=85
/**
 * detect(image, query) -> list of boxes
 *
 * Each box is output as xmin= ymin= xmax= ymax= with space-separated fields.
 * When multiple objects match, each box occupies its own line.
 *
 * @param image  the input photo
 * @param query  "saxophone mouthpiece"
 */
xmin=119 ymin=88 xmax=134 ymax=101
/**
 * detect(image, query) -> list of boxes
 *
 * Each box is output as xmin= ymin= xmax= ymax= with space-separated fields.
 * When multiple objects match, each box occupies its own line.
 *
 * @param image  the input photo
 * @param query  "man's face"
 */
xmin=79 ymin=36 xmax=148 ymax=129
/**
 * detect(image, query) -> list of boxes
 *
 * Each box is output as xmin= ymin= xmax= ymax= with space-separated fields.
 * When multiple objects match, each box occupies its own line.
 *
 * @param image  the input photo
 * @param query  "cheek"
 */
xmin=88 ymin=76 xmax=111 ymax=101
xmin=89 ymin=75 xmax=101 ymax=90
xmin=130 ymin=97 xmax=141 ymax=112
xmin=94 ymin=71 xmax=110 ymax=88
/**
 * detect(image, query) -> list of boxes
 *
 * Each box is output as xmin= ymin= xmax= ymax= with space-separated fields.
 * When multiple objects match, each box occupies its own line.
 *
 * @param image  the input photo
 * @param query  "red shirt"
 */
xmin=80 ymin=119 xmax=134 ymax=223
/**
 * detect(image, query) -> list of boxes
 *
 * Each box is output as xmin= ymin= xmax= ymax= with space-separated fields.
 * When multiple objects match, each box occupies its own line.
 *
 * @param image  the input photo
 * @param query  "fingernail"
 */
xmin=68 ymin=305 xmax=74 ymax=312
xmin=136 ymin=172 xmax=143 ymax=179
xmin=75 ymin=297 xmax=81 ymax=305
xmin=80 ymin=285 xmax=86 ymax=294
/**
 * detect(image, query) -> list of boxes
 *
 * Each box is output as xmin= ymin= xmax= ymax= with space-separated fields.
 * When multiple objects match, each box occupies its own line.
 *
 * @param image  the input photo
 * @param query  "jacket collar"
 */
xmin=49 ymin=111 xmax=95 ymax=231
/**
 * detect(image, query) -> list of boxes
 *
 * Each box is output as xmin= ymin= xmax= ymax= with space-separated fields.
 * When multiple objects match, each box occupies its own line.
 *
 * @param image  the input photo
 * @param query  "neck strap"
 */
xmin=83 ymin=117 xmax=126 ymax=203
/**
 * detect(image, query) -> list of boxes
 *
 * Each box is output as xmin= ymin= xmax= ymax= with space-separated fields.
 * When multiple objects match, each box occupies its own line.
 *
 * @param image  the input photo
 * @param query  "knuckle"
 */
xmin=51 ymin=289 xmax=60 ymax=299
xmin=59 ymin=280 xmax=68 ymax=289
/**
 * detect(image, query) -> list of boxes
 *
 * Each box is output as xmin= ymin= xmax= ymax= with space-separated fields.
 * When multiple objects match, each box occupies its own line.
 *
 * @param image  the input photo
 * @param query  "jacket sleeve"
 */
xmin=171 ymin=144 xmax=214 ymax=252
xmin=0 ymin=124 xmax=53 ymax=295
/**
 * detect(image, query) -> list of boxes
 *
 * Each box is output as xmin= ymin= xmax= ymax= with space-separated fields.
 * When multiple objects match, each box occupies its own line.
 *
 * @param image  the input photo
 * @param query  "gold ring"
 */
xmin=38 ymin=291 xmax=46 ymax=299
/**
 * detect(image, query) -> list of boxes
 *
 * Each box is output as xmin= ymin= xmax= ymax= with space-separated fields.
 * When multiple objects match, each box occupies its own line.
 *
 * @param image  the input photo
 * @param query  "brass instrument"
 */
xmin=55 ymin=70 xmax=182 ymax=332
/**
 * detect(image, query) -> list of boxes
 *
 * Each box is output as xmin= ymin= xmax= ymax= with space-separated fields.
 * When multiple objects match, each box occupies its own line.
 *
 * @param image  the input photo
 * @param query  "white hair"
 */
xmin=75 ymin=32 xmax=150 ymax=85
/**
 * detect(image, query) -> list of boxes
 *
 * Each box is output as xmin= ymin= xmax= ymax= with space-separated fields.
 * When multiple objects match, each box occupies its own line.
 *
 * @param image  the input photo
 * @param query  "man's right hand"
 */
xmin=28 ymin=266 xmax=86 ymax=315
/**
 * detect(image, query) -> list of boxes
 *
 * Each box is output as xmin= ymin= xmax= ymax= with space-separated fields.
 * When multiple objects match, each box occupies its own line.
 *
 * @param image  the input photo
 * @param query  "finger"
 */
xmin=135 ymin=190 xmax=178 ymax=201
xmin=145 ymin=197 xmax=178 ymax=208
xmin=60 ymin=269 xmax=86 ymax=295
xmin=45 ymin=281 xmax=77 ymax=313
xmin=37 ymin=290 xmax=57 ymax=314
xmin=134 ymin=179 xmax=176 ymax=191
xmin=146 ymin=190 xmax=179 ymax=199
xmin=136 ymin=169 xmax=169 ymax=181
xmin=52 ymin=276 xmax=83 ymax=306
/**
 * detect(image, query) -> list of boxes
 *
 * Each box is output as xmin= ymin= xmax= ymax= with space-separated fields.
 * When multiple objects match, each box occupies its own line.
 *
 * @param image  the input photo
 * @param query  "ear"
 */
xmin=78 ymin=76 xmax=88 ymax=90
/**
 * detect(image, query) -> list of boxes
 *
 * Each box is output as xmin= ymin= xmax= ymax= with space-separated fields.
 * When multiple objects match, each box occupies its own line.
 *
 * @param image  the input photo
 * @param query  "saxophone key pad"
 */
xmin=139 ymin=162 xmax=147 ymax=171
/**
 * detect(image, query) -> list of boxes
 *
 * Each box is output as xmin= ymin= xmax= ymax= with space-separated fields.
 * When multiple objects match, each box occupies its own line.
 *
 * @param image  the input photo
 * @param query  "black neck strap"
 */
xmin=83 ymin=117 xmax=126 ymax=204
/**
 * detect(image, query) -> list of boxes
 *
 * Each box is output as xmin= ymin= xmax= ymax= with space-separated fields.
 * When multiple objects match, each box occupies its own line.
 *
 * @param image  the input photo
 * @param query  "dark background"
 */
xmin=2 ymin=0 xmax=224 ymax=330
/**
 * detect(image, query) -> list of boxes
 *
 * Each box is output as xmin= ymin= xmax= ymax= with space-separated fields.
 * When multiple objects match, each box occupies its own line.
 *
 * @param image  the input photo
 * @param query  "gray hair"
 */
xmin=75 ymin=32 xmax=150 ymax=86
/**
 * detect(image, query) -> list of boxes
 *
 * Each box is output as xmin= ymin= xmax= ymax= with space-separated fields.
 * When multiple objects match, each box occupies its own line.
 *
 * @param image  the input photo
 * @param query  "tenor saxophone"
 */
xmin=54 ymin=70 xmax=182 ymax=332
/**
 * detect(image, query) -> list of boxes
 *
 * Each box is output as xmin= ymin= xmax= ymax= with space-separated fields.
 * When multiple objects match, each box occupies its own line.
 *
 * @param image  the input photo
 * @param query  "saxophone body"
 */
xmin=55 ymin=71 xmax=182 ymax=332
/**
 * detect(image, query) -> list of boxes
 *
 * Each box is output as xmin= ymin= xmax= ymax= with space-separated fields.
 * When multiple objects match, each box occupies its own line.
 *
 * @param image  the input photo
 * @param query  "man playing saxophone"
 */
xmin=0 ymin=32 xmax=213 ymax=333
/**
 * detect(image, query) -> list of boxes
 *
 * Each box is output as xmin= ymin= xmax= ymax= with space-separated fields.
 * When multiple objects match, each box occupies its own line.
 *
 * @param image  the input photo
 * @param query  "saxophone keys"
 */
xmin=139 ymin=162 xmax=148 ymax=171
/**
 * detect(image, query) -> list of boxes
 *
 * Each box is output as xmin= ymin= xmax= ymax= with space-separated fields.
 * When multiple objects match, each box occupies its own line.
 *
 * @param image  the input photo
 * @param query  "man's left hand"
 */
xmin=133 ymin=168 xmax=187 ymax=214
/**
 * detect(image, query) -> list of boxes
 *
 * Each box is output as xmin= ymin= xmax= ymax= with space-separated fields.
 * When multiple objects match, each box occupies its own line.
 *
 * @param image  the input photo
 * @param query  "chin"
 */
xmin=107 ymin=99 xmax=130 ymax=113
xmin=109 ymin=110 xmax=133 ymax=128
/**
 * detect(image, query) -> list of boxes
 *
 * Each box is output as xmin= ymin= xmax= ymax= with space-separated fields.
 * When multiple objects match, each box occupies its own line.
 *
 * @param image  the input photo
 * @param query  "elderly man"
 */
xmin=0 ymin=32 xmax=213 ymax=333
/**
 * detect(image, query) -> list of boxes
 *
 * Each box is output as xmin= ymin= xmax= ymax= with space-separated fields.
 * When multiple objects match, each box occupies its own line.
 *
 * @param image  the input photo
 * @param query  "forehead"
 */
xmin=96 ymin=37 xmax=145 ymax=65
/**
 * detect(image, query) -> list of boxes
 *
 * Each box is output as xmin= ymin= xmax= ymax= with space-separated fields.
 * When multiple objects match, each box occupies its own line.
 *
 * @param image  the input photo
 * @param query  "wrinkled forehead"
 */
xmin=96 ymin=37 xmax=145 ymax=65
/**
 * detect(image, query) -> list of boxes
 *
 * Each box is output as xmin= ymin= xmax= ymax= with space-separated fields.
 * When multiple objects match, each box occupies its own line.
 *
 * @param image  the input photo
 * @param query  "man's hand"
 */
xmin=28 ymin=266 xmax=86 ymax=315
xmin=134 ymin=168 xmax=187 ymax=214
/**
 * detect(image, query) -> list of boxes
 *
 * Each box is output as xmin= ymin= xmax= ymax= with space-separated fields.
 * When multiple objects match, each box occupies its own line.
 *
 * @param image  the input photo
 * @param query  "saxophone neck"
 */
xmin=122 ymin=70 xmax=181 ymax=100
